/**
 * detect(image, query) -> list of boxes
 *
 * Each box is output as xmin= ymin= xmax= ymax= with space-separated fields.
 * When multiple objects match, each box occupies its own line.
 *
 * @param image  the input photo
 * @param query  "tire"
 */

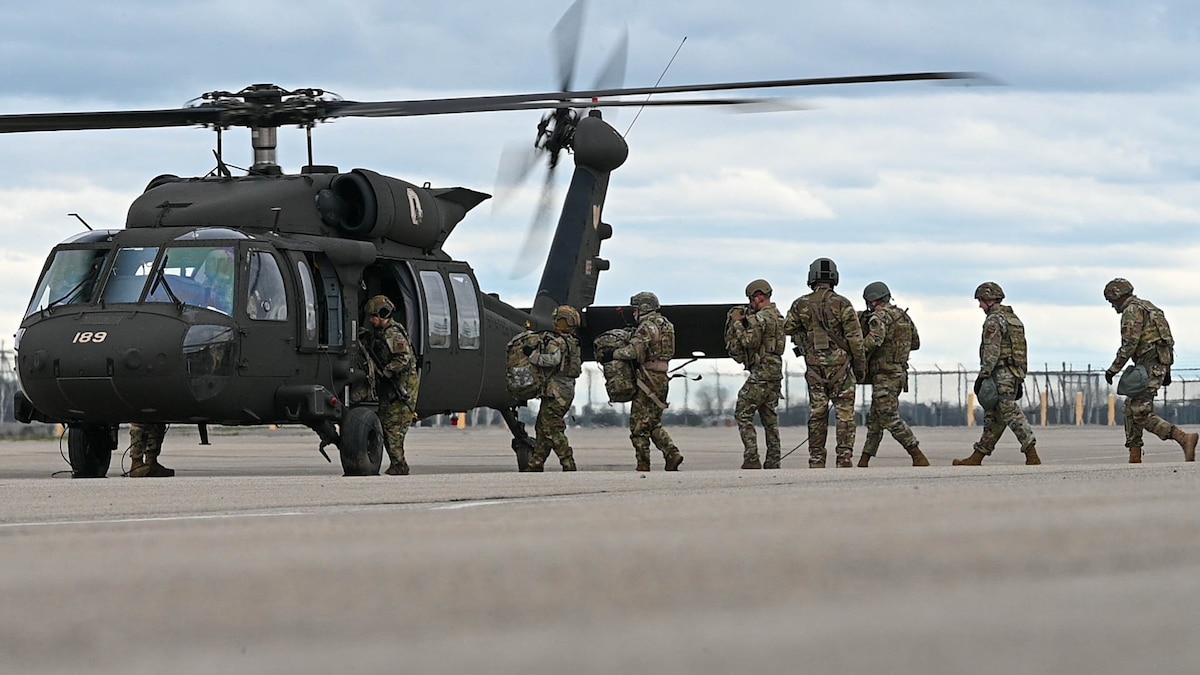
xmin=67 ymin=424 xmax=115 ymax=478
xmin=339 ymin=407 xmax=384 ymax=476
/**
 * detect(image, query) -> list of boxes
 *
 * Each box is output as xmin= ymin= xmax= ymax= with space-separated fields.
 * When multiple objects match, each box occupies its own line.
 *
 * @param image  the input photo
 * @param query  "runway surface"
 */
xmin=2 ymin=424 xmax=1199 ymax=674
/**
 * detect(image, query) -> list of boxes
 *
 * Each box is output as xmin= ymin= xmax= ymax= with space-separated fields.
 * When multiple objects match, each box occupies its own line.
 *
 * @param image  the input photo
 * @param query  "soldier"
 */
xmin=127 ymin=422 xmax=173 ymax=477
xmin=614 ymin=291 xmax=684 ymax=471
xmin=360 ymin=294 xmax=421 ymax=475
xmin=527 ymin=305 xmax=583 ymax=472
xmin=857 ymin=281 xmax=929 ymax=467
xmin=955 ymin=282 xmax=1040 ymax=466
xmin=783 ymin=258 xmax=867 ymax=468
xmin=1102 ymin=278 xmax=1198 ymax=463
xmin=729 ymin=279 xmax=786 ymax=469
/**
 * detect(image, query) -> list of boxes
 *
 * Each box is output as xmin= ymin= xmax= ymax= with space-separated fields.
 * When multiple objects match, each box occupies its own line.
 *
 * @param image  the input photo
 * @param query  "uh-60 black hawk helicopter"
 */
xmin=5 ymin=27 xmax=979 ymax=477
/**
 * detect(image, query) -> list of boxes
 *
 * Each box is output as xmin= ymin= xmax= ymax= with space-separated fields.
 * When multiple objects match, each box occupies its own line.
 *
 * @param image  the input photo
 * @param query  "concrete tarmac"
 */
xmin=2 ymin=423 xmax=1199 ymax=674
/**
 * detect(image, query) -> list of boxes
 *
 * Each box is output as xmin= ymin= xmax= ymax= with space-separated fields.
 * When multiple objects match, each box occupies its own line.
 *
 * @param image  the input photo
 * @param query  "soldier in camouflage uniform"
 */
xmin=783 ymin=258 xmax=867 ymax=468
xmin=728 ymin=279 xmax=785 ymax=469
xmin=614 ymin=291 xmax=684 ymax=471
xmin=857 ymin=281 xmax=928 ymax=467
xmin=1102 ymin=278 xmax=1198 ymax=463
xmin=127 ymin=422 xmax=173 ymax=477
xmin=360 ymin=295 xmax=421 ymax=475
xmin=528 ymin=305 xmax=583 ymax=472
xmin=955 ymin=282 xmax=1040 ymax=466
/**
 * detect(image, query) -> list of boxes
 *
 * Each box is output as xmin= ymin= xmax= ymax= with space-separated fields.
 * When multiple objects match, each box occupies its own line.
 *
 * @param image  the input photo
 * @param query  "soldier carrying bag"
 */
xmin=506 ymin=330 xmax=553 ymax=402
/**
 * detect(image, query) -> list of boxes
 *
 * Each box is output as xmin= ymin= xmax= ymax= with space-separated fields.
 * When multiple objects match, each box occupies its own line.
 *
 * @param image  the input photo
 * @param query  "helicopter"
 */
xmin=4 ymin=8 xmax=981 ymax=478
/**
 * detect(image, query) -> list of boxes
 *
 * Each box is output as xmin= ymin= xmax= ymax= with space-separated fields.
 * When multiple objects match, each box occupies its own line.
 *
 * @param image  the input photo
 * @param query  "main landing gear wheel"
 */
xmin=67 ymin=424 xmax=116 ymax=478
xmin=338 ymin=407 xmax=384 ymax=476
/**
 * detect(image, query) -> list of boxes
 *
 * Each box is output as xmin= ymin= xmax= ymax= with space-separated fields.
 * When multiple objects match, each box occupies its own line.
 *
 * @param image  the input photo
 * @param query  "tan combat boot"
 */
xmin=385 ymin=459 xmax=410 ymax=475
xmin=560 ymin=449 xmax=577 ymax=472
xmin=908 ymin=447 xmax=930 ymax=467
xmin=952 ymin=450 xmax=987 ymax=466
xmin=129 ymin=456 xmax=175 ymax=477
xmin=1024 ymin=445 xmax=1041 ymax=465
xmin=665 ymin=453 xmax=684 ymax=471
xmin=1171 ymin=427 xmax=1198 ymax=461
xmin=742 ymin=455 xmax=762 ymax=470
xmin=857 ymin=454 xmax=871 ymax=468
xmin=1128 ymin=446 xmax=1143 ymax=464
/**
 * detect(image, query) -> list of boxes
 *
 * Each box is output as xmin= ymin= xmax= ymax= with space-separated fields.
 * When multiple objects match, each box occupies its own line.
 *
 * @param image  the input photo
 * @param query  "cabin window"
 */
xmin=419 ymin=270 xmax=451 ymax=349
xmin=25 ymin=248 xmax=108 ymax=317
xmin=296 ymin=259 xmax=318 ymax=342
xmin=246 ymin=251 xmax=288 ymax=322
xmin=101 ymin=246 xmax=160 ymax=304
xmin=146 ymin=245 xmax=236 ymax=314
xmin=448 ymin=272 xmax=480 ymax=350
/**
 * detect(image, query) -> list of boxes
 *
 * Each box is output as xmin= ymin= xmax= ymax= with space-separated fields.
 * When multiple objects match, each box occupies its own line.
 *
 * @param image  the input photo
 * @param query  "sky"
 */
xmin=1 ymin=0 xmax=1199 ymax=375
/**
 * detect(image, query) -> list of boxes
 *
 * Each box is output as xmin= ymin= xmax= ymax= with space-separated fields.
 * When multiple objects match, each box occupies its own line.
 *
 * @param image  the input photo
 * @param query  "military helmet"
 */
xmin=552 ymin=305 xmax=580 ymax=332
xmin=974 ymin=282 xmax=1005 ymax=302
xmin=863 ymin=281 xmax=891 ymax=304
xmin=1103 ymin=278 xmax=1134 ymax=304
xmin=630 ymin=291 xmax=660 ymax=313
xmin=365 ymin=294 xmax=396 ymax=318
xmin=745 ymin=279 xmax=773 ymax=298
xmin=807 ymin=258 xmax=839 ymax=287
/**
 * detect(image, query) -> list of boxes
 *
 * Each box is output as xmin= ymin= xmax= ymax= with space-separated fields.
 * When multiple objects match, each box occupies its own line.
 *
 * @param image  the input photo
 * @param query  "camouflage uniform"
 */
xmin=730 ymin=301 xmax=785 ymax=468
xmin=361 ymin=320 xmax=420 ymax=475
xmin=614 ymin=298 xmax=683 ymax=471
xmin=973 ymin=303 xmax=1036 ymax=457
xmin=860 ymin=301 xmax=923 ymax=463
xmin=529 ymin=330 xmax=582 ymax=471
xmin=1104 ymin=290 xmax=1193 ymax=458
xmin=128 ymin=421 xmax=173 ymax=477
xmin=784 ymin=287 xmax=866 ymax=468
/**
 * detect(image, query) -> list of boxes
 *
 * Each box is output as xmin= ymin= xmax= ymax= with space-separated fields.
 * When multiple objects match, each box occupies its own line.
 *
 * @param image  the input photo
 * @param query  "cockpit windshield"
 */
xmin=24 ymin=248 xmax=108 ymax=318
xmin=144 ymin=245 xmax=238 ymax=315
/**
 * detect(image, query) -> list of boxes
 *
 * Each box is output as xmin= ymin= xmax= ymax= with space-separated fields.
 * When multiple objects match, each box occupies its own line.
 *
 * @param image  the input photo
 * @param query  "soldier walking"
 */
xmin=783 ymin=258 xmax=867 ymax=468
xmin=527 ymin=305 xmax=583 ymax=471
xmin=1102 ymin=278 xmax=1198 ymax=463
xmin=955 ymin=282 xmax=1040 ymax=466
xmin=360 ymin=295 xmax=421 ymax=475
xmin=614 ymin=291 xmax=684 ymax=471
xmin=857 ymin=281 xmax=928 ymax=467
xmin=728 ymin=279 xmax=786 ymax=469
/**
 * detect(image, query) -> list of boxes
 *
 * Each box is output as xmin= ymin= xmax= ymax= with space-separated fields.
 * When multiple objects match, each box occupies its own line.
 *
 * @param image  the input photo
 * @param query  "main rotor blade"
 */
xmin=552 ymin=0 xmax=587 ymax=92
xmin=0 ymin=107 xmax=221 ymax=133
xmin=592 ymin=27 xmax=629 ymax=92
xmin=510 ymin=165 xmax=559 ymax=279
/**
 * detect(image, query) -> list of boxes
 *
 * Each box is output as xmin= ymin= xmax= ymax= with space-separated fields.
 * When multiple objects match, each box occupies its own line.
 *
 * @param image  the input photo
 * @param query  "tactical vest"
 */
xmin=867 ymin=304 xmax=917 ymax=374
xmin=557 ymin=333 xmax=583 ymax=378
xmin=996 ymin=307 xmax=1028 ymax=379
xmin=1130 ymin=297 xmax=1175 ymax=366
xmin=641 ymin=312 xmax=676 ymax=361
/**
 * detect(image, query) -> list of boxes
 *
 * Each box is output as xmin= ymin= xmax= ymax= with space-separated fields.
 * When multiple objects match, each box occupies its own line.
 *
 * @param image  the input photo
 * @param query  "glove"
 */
xmin=1165 ymin=368 xmax=1172 ymax=387
xmin=1104 ymin=369 xmax=1116 ymax=385
xmin=852 ymin=361 xmax=867 ymax=382
xmin=974 ymin=375 xmax=986 ymax=394
xmin=1015 ymin=380 xmax=1024 ymax=400
xmin=522 ymin=345 xmax=534 ymax=356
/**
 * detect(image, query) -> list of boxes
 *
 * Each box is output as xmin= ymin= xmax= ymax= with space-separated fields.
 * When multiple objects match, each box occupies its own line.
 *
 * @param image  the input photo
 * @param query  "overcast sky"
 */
xmin=1 ymin=0 xmax=1198 ymax=374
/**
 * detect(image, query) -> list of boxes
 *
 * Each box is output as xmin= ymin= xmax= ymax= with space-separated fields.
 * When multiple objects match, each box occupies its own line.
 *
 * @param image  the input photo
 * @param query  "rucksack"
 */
xmin=724 ymin=306 xmax=748 ymax=365
xmin=506 ymin=330 xmax=553 ymax=401
xmin=593 ymin=328 xmax=636 ymax=403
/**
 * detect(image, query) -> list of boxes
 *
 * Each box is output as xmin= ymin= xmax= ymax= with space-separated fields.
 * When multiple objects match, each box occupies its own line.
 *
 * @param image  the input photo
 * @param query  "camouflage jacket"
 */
xmin=979 ymin=303 xmax=1027 ymax=379
xmin=863 ymin=302 xmax=920 ymax=376
xmin=614 ymin=310 xmax=676 ymax=364
xmin=1110 ymin=295 xmax=1175 ymax=371
xmin=534 ymin=331 xmax=582 ymax=401
xmin=363 ymin=321 xmax=420 ymax=403
xmin=783 ymin=286 xmax=866 ymax=369
xmin=733 ymin=301 xmax=785 ymax=382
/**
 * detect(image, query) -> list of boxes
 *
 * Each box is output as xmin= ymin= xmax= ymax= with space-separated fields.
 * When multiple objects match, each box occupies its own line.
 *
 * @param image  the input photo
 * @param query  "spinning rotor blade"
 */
xmin=509 ymin=164 xmax=560 ymax=279
xmin=552 ymin=0 xmax=586 ymax=92
xmin=493 ymin=140 xmax=543 ymax=210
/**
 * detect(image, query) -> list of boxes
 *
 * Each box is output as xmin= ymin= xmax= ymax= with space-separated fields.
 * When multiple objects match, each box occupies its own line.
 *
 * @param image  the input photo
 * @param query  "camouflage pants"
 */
xmin=629 ymin=370 xmax=679 ymax=464
xmin=533 ymin=389 xmax=575 ymax=468
xmin=862 ymin=372 xmax=918 ymax=457
xmin=974 ymin=370 xmax=1035 ymax=454
xmin=1125 ymin=362 xmax=1174 ymax=447
xmin=379 ymin=398 xmax=416 ymax=468
xmin=806 ymin=363 xmax=856 ymax=467
xmin=129 ymin=422 xmax=167 ymax=461
xmin=735 ymin=378 xmax=781 ymax=464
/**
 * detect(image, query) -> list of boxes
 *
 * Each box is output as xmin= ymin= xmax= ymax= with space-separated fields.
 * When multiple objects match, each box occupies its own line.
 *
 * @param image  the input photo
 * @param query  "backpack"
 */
xmin=724 ymin=306 xmax=748 ymax=365
xmin=506 ymin=330 xmax=552 ymax=401
xmin=593 ymin=328 xmax=636 ymax=403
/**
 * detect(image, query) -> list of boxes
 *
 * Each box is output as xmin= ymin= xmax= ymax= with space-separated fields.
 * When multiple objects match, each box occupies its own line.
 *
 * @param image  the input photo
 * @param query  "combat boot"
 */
xmin=1023 ymin=445 xmax=1041 ymax=465
xmin=636 ymin=459 xmax=650 ymax=472
xmin=908 ymin=447 xmax=930 ymax=467
xmin=1128 ymin=446 xmax=1143 ymax=464
xmin=762 ymin=459 xmax=780 ymax=470
xmin=952 ymin=450 xmax=987 ymax=466
xmin=857 ymin=454 xmax=871 ymax=468
xmin=665 ymin=452 xmax=684 ymax=471
xmin=1171 ymin=427 xmax=1198 ymax=461
xmin=385 ymin=459 xmax=410 ymax=475
xmin=525 ymin=454 xmax=546 ymax=473
xmin=560 ymin=451 xmax=577 ymax=472
xmin=129 ymin=456 xmax=174 ymax=478
xmin=742 ymin=455 xmax=762 ymax=470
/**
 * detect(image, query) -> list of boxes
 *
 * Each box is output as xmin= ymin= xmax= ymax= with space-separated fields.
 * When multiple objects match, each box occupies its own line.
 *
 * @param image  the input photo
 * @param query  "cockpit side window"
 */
xmin=145 ymin=245 xmax=236 ymax=315
xmin=418 ymin=270 xmax=451 ymax=349
xmin=246 ymin=251 xmax=288 ymax=322
xmin=25 ymin=247 xmax=108 ymax=317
